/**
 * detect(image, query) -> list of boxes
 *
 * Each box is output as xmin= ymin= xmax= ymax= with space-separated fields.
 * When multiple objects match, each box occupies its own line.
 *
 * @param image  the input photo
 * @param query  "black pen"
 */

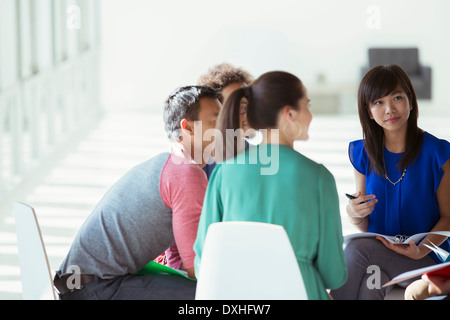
xmin=346 ymin=193 xmax=370 ymax=204
xmin=345 ymin=193 xmax=357 ymax=200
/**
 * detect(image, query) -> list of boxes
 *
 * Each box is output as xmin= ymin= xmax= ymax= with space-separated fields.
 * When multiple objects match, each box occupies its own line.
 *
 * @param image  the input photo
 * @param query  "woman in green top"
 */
xmin=193 ymin=71 xmax=348 ymax=300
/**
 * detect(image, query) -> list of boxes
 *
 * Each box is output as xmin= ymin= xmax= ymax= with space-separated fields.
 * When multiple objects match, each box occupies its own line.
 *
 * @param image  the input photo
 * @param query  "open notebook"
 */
xmin=344 ymin=231 xmax=450 ymax=246
xmin=383 ymin=261 xmax=450 ymax=288
xmin=383 ymin=239 xmax=450 ymax=288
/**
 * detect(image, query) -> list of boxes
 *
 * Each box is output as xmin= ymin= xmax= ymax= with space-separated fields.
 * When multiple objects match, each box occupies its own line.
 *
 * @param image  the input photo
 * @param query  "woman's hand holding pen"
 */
xmin=346 ymin=191 xmax=378 ymax=225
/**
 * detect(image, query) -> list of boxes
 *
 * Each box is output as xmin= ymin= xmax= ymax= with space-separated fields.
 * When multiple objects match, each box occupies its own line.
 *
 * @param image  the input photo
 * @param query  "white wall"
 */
xmin=100 ymin=0 xmax=450 ymax=116
xmin=0 ymin=0 xmax=19 ymax=90
xmin=34 ymin=0 xmax=53 ymax=72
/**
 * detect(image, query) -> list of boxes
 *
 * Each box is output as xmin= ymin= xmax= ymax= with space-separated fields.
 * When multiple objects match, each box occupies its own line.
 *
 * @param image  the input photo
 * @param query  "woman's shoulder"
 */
xmin=284 ymin=147 xmax=335 ymax=180
xmin=422 ymin=131 xmax=450 ymax=158
xmin=423 ymin=131 xmax=450 ymax=148
xmin=348 ymin=139 xmax=368 ymax=175
xmin=284 ymin=145 xmax=322 ymax=168
xmin=349 ymin=139 xmax=364 ymax=150
xmin=419 ymin=132 xmax=450 ymax=193
xmin=348 ymin=139 xmax=367 ymax=157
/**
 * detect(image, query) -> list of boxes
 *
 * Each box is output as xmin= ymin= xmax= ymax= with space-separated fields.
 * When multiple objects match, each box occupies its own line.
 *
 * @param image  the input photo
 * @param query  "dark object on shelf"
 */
xmin=362 ymin=48 xmax=432 ymax=100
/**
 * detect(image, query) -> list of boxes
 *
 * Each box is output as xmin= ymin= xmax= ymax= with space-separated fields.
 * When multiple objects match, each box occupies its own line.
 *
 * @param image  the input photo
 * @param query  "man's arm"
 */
xmin=163 ymin=161 xmax=208 ymax=279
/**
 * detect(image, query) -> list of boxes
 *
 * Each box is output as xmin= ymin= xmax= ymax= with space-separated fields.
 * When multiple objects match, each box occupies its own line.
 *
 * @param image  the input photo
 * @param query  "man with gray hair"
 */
xmin=54 ymin=86 xmax=221 ymax=300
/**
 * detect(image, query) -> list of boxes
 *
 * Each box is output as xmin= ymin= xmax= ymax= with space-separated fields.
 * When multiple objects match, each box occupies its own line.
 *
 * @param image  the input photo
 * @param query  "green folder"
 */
xmin=137 ymin=261 xmax=196 ymax=281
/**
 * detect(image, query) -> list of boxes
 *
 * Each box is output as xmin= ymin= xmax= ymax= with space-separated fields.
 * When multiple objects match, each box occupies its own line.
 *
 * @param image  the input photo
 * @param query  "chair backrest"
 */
xmin=14 ymin=202 xmax=57 ymax=300
xmin=195 ymin=221 xmax=308 ymax=300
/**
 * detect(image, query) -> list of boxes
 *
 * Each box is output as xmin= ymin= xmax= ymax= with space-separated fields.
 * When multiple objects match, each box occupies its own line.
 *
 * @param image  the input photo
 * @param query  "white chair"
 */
xmin=14 ymin=202 xmax=57 ymax=300
xmin=195 ymin=221 xmax=308 ymax=300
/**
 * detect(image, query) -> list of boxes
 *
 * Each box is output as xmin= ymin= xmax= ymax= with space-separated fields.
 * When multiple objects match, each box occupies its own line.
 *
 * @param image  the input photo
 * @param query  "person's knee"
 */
xmin=405 ymin=279 xmax=431 ymax=300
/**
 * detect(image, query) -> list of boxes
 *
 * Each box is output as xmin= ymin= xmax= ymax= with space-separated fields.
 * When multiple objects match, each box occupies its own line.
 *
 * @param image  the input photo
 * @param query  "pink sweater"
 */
xmin=160 ymin=144 xmax=208 ymax=270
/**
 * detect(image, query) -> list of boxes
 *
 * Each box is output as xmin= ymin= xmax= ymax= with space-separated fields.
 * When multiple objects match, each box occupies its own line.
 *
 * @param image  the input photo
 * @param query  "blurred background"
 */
xmin=0 ymin=0 xmax=449 ymax=299
xmin=100 ymin=0 xmax=450 ymax=113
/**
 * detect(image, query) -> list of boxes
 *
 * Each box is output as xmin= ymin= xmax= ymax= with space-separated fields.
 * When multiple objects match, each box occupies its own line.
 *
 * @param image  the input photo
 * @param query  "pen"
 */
xmin=345 ymin=193 xmax=357 ymax=200
xmin=346 ymin=193 xmax=370 ymax=204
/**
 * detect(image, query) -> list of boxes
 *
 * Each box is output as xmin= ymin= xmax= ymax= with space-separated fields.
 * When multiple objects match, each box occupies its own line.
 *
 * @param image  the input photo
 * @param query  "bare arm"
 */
xmin=183 ymin=267 xmax=196 ymax=280
xmin=418 ymin=159 xmax=450 ymax=256
xmin=346 ymin=169 xmax=378 ymax=232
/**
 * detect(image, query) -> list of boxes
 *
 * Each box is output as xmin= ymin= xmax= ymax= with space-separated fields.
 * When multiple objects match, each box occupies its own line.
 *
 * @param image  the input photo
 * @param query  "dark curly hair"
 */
xmin=197 ymin=63 xmax=254 ymax=91
xmin=163 ymin=86 xmax=222 ymax=141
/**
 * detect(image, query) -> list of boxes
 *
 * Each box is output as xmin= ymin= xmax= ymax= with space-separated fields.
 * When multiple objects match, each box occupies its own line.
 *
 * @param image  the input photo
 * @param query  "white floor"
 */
xmin=0 ymin=108 xmax=449 ymax=300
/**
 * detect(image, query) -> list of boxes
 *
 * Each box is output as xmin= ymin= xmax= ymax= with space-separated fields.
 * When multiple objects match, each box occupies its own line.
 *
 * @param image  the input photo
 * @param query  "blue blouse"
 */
xmin=349 ymin=132 xmax=450 ymax=263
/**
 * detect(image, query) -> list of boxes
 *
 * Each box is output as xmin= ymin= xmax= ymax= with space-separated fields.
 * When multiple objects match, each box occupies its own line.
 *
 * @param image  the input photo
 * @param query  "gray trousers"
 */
xmin=59 ymin=274 xmax=196 ymax=300
xmin=330 ymin=238 xmax=435 ymax=300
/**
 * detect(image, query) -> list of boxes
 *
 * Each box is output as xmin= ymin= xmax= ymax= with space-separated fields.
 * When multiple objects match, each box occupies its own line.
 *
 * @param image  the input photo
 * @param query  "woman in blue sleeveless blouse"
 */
xmin=331 ymin=65 xmax=450 ymax=300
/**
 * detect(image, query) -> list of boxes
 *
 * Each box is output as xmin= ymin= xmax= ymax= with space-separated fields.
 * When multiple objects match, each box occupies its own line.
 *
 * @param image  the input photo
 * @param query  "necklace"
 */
xmin=383 ymin=153 xmax=407 ymax=186
xmin=383 ymin=141 xmax=407 ymax=186
xmin=385 ymin=167 xmax=407 ymax=186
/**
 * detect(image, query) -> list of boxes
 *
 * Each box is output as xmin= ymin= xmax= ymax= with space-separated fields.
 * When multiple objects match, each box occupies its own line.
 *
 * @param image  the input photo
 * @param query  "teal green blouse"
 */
xmin=194 ymin=144 xmax=347 ymax=300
